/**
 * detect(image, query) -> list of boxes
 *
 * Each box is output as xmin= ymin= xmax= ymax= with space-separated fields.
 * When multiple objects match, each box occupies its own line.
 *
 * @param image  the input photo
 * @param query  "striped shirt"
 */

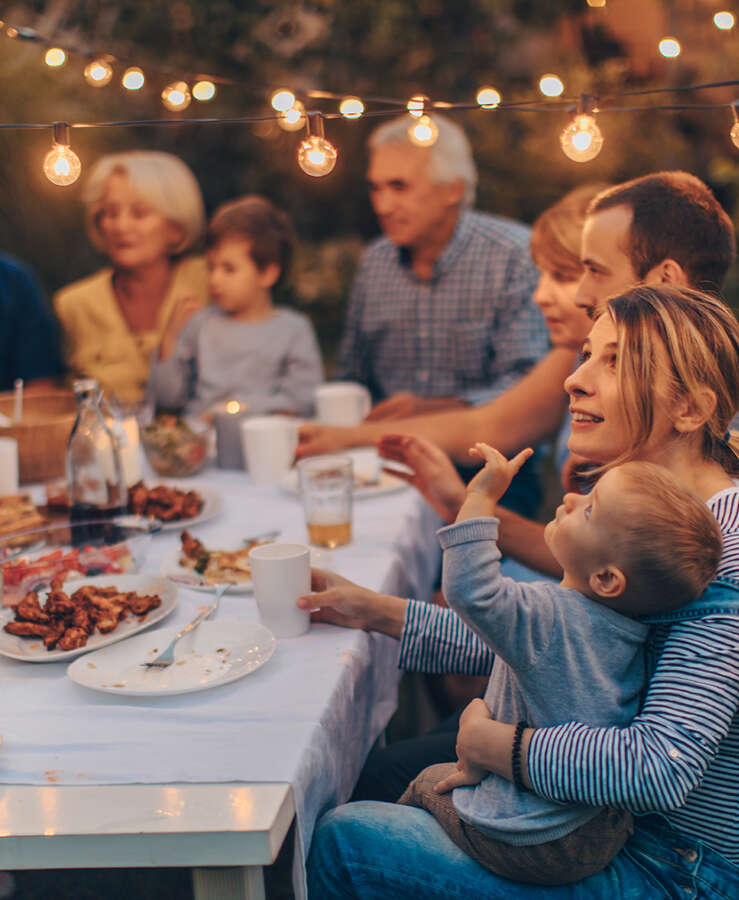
xmin=398 ymin=485 xmax=739 ymax=861
xmin=337 ymin=211 xmax=548 ymax=405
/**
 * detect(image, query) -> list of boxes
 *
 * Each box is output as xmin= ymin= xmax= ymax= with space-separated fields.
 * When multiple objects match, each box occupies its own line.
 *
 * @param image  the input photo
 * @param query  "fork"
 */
xmin=242 ymin=528 xmax=281 ymax=545
xmin=141 ymin=582 xmax=230 ymax=669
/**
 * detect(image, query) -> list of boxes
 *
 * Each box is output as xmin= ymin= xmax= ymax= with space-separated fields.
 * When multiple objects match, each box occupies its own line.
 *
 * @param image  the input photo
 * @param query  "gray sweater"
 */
xmin=438 ymin=517 xmax=648 ymax=846
xmin=148 ymin=305 xmax=323 ymax=417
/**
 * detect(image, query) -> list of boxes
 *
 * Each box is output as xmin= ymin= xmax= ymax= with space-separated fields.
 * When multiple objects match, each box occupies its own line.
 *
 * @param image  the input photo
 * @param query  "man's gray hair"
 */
xmin=368 ymin=113 xmax=477 ymax=209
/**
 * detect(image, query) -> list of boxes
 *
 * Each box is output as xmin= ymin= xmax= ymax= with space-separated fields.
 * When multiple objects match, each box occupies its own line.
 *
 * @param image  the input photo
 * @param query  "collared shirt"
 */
xmin=337 ymin=210 xmax=548 ymax=404
xmin=0 ymin=252 xmax=64 ymax=390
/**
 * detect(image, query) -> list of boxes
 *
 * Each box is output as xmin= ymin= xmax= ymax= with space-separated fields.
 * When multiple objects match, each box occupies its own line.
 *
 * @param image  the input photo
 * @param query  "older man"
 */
xmin=338 ymin=114 xmax=549 ymax=421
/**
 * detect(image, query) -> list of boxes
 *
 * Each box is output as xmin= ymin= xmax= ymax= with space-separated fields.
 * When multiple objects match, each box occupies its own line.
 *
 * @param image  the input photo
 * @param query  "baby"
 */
xmin=148 ymin=195 xmax=323 ymax=418
xmin=400 ymin=443 xmax=722 ymax=885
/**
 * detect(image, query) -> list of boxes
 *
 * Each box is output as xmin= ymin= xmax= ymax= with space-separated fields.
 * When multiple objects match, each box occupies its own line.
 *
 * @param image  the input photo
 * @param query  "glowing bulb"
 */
xmin=408 ymin=115 xmax=439 ymax=147
xmin=278 ymin=100 xmax=306 ymax=131
xmin=44 ymin=143 xmax=81 ymax=186
xmin=659 ymin=37 xmax=681 ymax=58
xmin=271 ymin=89 xmax=296 ymax=112
xmin=297 ymin=136 xmax=337 ymax=177
xmin=162 ymin=81 xmax=191 ymax=111
xmin=340 ymin=96 xmax=364 ymax=119
xmin=44 ymin=47 xmax=66 ymax=67
xmin=731 ymin=122 xmax=739 ymax=149
xmin=476 ymin=86 xmax=501 ymax=108
xmin=586 ymin=0 xmax=606 ymax=6
xmin=84 ymin=59 xmax=113 ymax=87
xmin=122 ymin=67 xmax=145 ymax=90
xmin=407 ymin=94 xmax=428 ymax=118
xmin=193 ymin=80 xmax=216 ymax=101
xmin=560 ymin=114 xmax=604 ymax=163
xmin=226 ymin=400 xmax=241 ymax=414
xmin=714 ymin=12 xmax=735 ymax=30
xmin=539 ymin=74 xmax=564 ymax=97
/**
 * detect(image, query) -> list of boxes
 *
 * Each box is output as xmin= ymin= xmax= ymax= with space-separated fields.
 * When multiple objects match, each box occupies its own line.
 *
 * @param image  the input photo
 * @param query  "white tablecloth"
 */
xmin=1 ymin=467 xmax=442 ymax=897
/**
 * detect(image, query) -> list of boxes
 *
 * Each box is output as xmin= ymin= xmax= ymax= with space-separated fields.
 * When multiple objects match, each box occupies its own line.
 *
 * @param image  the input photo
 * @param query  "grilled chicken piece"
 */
xmin=57 ymin=626 xmax=89 ymax=651
xmin=16 ymin=591 xmax=50 ymax=624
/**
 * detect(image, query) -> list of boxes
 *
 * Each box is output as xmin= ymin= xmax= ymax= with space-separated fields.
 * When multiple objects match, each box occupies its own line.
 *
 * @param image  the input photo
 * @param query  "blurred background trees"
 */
xmin=1 ymin=0 xmax=738 ymax=365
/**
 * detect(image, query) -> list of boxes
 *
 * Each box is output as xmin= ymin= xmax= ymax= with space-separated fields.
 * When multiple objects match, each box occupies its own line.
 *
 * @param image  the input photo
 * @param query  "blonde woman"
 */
xmin=54 ymin=151 xmax=208 ymax=403
xmin=307 ymin=286 xmax=739 ymax=899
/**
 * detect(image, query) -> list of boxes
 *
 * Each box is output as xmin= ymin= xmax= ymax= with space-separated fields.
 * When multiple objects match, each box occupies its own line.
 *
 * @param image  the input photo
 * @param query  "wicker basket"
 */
xmin=0 ymin=390 xmax=76 ymax=485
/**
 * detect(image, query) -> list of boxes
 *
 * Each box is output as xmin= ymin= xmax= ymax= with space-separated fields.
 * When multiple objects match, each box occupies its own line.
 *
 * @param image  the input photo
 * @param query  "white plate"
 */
xmin=159 ymin=549 xmax=253 ymax=595
xmin=66 ymin=619 xmax=276 ymax=697
xmin=281 ymin=468 xmax=408 ymax=499
xmin=0 ymin=574 xmax=177 ymax=663
xmin=139 ymin=483 xmax=223 ymax=533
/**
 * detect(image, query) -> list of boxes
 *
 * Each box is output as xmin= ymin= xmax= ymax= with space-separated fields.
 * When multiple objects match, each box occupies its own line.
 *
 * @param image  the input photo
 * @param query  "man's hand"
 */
xmin=159 ymin=294 xmax=207 ymax=360
xmin=296 ymin=568 xmax=405 ymax=637
xmin=378 ymin=434 xmax=466 ymax=523
xmin=296 ymin=423 xmax=357 ymax=458
xmin=458 ymin=443 xmax=534 ymax=520
xmin=434 ymin=698 xmax=493 ymax=794
xmin=365 ymin=392 xmax=466 ymax=422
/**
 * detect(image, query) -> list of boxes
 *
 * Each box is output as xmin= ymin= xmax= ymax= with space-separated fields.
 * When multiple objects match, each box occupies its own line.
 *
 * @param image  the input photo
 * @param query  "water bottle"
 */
xmin=66 ymin=379 xmax=127 ymax=542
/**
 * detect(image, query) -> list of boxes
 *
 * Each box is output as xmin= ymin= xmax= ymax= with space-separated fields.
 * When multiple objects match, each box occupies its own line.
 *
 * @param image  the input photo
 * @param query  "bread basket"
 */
xmin=0 ymin=390 xmax=76 ymax=484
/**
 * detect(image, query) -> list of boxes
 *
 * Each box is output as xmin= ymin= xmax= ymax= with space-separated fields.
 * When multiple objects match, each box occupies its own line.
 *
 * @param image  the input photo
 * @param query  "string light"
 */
xmin=560 ymin=95 xmax=603 ymax=162
xmin=278 ymin=99 xmax=306 ymax=131
xmin=84 ymin=58 xmax=113 ymax=87
xmin=161 ymin=81 xmax=191 ymax=111
xmin=476 ymin=86 xmax=501 ymax=109
xmin=714 ymin=12 xmax=735 ymax=31
xmin=44 ymin=47 xmax=66 ymax=67
xmin=297 ymin=113 xmax=337 ymax=177
xmin=731 ymin=103 xmax=739 ymax=149
xmin=43 ymin=122 xmax=81 ymax=186
xmin=192 ymin=80 xmax=216 ymax=101
xmin=122 ymin=66 xmax=145 ymax=90
xmin=408 ymin=114 xmax=439 ymax=146
xmin=539 ymin=74 xmax=564 ymax=97
xmin=339 ymin=96 xmax=364 ymax=119
xmin=407 ymin=94 xmax=428 ymax=117
xmin=659 ymin=37 xmax=681 ymax=58
xmin=271 ymin=89 xmax=296 ymax=112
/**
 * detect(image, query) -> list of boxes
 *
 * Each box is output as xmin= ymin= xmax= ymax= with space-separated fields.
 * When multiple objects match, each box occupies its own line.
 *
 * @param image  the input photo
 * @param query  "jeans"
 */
xmin=307 ymin=804 xmax=739 ymax=899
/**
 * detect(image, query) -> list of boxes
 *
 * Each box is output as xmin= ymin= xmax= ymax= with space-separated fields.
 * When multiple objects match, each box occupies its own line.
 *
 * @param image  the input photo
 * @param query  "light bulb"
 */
xmin=476 ymin=86 xmax=501 ymax=109
xmin=278 ymin=100 xmax=306 ymax=132
xmin=714 ymin=12 xmax=735 ymax=30
xmin=84 ymin=59 xmax=113 ymax=86
xmin=271 ymin=89 xmax=296 ymax=112
xmin=162 ymin=81 xmax=191 ymax=111
xmin=44 ymin=144 xmax=81 ymax=186
xmin=122 ymin=67 xmax=145 ymax=90
xmin=560 ymin=114 xmax=604 ymax=162
xmin=44 ymin=47 xmax=66 ymax=67
xmin=659 ymin=37 xmax=681 ymax=58
xmin=586 ymin=0 xmax=606 ymax=6
xmin=731 ymin=122 xmax=739 ymax=149
xmin=193 ymin=80 xmax=216 ymax=101
xmin=539 ymin=74 xmax=564 ymax=97
xmin=407 ymin=94 xmax=428 ymax=118
xmin=297 ymin=136 xmax=337 ymax=177
xmin=408 ymin=115 xmax=439 ymax=147
xmin=340 ymin=96 xmax=364 ymax=119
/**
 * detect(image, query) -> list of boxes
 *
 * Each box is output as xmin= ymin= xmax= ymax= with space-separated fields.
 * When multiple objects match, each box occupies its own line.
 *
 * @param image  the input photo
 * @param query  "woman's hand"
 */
xmin=297 ymin=568 xmax=407 ymax=638
xmin=365 ymin=392 xmax=467 ymax=421
xmin=378 ymin=434 xmax=466 ymax=524
xmin=434 ymin=699 xmax=493 ymax=793
xmin=159 ymin=294 xmax=207 ymax=360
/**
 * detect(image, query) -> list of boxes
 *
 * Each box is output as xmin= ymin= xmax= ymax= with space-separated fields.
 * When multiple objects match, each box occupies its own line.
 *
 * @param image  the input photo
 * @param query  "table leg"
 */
xmin=192 ymin=866 xmax=265 ymax=900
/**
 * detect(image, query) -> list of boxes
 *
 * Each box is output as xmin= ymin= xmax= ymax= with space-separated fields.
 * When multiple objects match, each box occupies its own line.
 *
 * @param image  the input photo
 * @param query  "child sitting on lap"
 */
xmin=148 ymin=195 xmax=323 ymax=417
xmin=400 ymin=442 xmax=722 ymax=886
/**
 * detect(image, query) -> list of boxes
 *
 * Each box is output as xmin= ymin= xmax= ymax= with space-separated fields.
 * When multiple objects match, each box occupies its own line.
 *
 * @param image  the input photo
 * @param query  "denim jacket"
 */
xmin=640 ymin=576 xmax=739 ymax=624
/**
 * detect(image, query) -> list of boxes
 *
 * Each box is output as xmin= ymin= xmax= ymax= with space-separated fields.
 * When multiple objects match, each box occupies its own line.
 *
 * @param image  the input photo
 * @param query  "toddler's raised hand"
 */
xmin=456 ymin=443 xmax=533 ymax=521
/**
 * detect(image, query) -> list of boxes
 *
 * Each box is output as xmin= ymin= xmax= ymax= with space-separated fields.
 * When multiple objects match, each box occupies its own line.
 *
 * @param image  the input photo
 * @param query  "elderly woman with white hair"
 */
xmin=54 ymin=151 xmax=208 ymax=403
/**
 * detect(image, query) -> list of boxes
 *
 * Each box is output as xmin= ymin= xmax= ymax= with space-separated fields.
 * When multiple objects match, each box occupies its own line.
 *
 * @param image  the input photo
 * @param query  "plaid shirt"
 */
xmin=338 ymin=210 xmax=548 ymax=404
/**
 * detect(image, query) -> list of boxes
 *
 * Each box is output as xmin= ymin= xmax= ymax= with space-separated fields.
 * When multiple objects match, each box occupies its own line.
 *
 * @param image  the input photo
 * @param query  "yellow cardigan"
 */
xmin=54 ymin=256 xmax=209 ymax=404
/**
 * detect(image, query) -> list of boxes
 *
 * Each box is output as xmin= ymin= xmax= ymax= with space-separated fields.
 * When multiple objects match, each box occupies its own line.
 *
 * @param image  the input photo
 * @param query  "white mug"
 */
xmin=248 ymin=542 xmax=311 ymax=638
xmin=240 ymin=416 xmax=298 ymax=486
xmin=0 ymin=437 xmax=19 ymax=495
xmin=315 ymin=382 xmax=371 ymax=427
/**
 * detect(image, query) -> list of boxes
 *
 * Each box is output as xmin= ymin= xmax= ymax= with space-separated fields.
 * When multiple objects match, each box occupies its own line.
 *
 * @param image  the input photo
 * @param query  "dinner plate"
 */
xmin=0 ymin=574 xmax=177 ymax=663
xmin=159 ymin=549 xmax=253 ymax=595
xmin=281 ymin=468 xmax=408 ymax=500
xmin=143 ymin=483 xmax=223 ymax=532
xmin=66 ymin=619 xmax=276 ymax=696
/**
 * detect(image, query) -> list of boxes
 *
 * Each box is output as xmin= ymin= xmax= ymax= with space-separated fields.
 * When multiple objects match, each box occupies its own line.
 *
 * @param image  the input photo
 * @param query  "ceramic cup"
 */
xmin=314 ymin=382 xmax=371 ymax=426
xmin=240 ymin=416 xmax=298 ymax=485
xmin=248 ymin=542 xmax=311 ymax=638
xmin=0 ymin=437 xmax=19 ymax=495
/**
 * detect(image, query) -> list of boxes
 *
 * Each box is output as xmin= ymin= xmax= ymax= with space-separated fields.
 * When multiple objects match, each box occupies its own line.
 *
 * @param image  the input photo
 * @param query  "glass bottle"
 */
xmin=66 ymin=379 xmax=127 ymax=540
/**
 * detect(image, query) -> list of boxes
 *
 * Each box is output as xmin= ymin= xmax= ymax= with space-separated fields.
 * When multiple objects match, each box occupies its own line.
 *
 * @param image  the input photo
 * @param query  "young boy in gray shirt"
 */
xmin=400 ymin=442 xmax=722 ymax=885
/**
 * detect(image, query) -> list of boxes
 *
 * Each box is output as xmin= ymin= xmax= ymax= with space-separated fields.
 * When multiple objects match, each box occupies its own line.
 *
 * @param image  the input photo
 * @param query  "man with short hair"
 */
xmin=338 ymin=114 xmax=549 ymax=421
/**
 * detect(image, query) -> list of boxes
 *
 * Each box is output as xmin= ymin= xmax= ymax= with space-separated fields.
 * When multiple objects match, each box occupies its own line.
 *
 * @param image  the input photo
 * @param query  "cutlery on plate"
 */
xmin=140 ymin=582 xmax=230 ymax=669
xmin=242 ymin=529 xmax=281 ymax=545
